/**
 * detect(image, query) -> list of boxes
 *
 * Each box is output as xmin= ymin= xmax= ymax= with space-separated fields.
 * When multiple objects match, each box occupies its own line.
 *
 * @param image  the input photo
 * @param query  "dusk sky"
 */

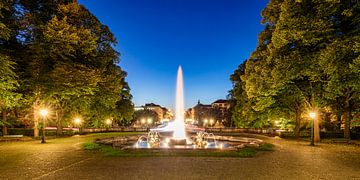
xmin=78 ymin=0 xmax=268 ymax=110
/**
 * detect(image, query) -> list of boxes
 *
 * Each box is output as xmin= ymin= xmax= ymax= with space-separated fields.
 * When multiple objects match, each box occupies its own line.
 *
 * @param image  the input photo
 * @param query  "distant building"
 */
xmin=135 ymin=103 xmax=173 ymax=123
xmin=211 ymin=99 xmax=230 ymax=109
xmin=211 ymin=99 xmax=230 ymax=121
xmin=186 ymin=99 xmax=230 ymax=127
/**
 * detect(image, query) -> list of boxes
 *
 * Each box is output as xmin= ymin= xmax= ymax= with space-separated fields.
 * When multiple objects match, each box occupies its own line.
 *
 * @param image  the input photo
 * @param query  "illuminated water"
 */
xmin=173 ymin=66 xmax=186 ymax=140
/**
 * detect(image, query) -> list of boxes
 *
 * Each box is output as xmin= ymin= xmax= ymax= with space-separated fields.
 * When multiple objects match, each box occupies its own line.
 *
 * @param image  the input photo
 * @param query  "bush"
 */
xmin=83 ymin=142 xmax=101 ymax=150
xmin=258 ymin=143 xmax=274 ymax=151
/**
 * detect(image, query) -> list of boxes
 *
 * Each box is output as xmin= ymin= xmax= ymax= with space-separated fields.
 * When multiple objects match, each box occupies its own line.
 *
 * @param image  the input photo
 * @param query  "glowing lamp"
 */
xmin=105 ymin=119 xmax=112 ymax=125
xmin=74 ymin=118 xmax=81 ymax=124
xmin=209 ymin=119 xmax=214 ymax=125
xmin=40 ymin=109 xmax=48 ymax=117
xmin=147 ymin=118 xmax=152 ymax=124
xmin=309 ymin=112 xmax=316 ymax=119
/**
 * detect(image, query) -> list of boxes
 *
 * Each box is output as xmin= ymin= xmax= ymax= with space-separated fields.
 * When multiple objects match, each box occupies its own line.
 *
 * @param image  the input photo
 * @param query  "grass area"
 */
xmin=258 ymin=143 xmax=274 ymax=151
xmin=83 ymin=142 xmax=273 ymax=158
xmin=83 ymin=142 xmax=102 ymax=150
xmin=81 ymin=132 xmax=144 ymax=140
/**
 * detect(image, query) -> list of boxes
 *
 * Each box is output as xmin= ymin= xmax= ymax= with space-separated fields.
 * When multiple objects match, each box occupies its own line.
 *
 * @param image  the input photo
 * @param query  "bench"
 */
xmin=3 ymin=135 xmax=24 ymax=138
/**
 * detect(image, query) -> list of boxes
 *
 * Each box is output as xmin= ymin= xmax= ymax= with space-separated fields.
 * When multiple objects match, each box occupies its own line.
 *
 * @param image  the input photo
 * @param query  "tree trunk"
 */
xmin=56 ymin=110 xmax=63 ymax=136
xmin=294 ymin=108 xmax=301 ymax=138
xmin=314 ymin=115 xmax=320 ymax=142
xmin=33 ymin=106 xmax=39 ymax=137
xmin=344 ymin=108 xmax=351 ymax=139
xmin=336 ymin=111 xmax=342 ymax=132
xmin=2 ymin=111 xmax=8 ymax=136
xmin=343 ymin=94 xmax=352 ymax=139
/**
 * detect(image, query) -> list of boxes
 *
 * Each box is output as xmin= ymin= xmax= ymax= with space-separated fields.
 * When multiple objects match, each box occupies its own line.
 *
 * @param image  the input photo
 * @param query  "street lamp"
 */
xmin=74 ymin=118 xmax=81 ymax=125
xmin=39 ymin=109 xmax=48 ymax=143
xmin=209 ymin=119 xmax=214 ymax=126
xmin=74 ymin=117 xmax=82 ymax=134
xmin=147 ymin=118 xmax=152 ymax=125
xmin=141 ymin=118 xmax=146 ymax=125
xmin=309 ymin=112 xmax=316 ymax=146
xmin=105 ymin=119 xmax=112 ymax=126
xmin=203 ymin=119 xmax=208 ymax=127
xmin=105 ymin=118 xmax=112 ymax=132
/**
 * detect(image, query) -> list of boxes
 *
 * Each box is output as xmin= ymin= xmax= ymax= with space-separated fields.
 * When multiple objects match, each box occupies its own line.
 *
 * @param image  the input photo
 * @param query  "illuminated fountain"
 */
xmin=169 ymin=66 xmax=187 ymax=145
xmin=102 ymin=66 xmax=264 ymax=150
xmin=133 ymin=66 xmax=230 ymax=149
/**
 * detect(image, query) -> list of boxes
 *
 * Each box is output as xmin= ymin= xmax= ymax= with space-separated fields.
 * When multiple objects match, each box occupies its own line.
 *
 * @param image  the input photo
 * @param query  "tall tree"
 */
xmin=319 ymin=0 xmax=360 ymax=138
xmin=0 ymin=0 xmax=21 ymax=135
xmin=231 ymin=0 xmax=360 ymax=140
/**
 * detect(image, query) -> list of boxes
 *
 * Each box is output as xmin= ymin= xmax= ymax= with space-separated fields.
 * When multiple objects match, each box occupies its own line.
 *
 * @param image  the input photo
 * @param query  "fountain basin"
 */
xmin=95 ymin=133 xmax=263 ymax=151
xmin=169 ymin=138 xmax=187 ymax=146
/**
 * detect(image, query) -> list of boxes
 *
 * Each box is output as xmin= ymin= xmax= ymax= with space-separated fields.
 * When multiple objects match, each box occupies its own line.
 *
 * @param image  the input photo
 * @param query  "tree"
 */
xmin=231 ymin=0 xmax=282 ymax=129
xmin=231 ymin=0 xmax=360 ymax=140
xmin=7 ymin=0 xmax=133 ymax=134
xmin=133 ymin=109 xmax=159 ymax=127
xmin=317 ymin=0 xmax=360 ymax=139
xmin=0 ymin=0 xmax=21 ymax=135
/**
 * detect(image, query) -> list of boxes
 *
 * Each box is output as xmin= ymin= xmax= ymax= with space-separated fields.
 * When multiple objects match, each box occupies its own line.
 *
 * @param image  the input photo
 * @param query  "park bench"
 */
xmin=0 ymin=135 xmax=26 ymax=142
xmin=3 ymin=135 xmax=23 ymax=138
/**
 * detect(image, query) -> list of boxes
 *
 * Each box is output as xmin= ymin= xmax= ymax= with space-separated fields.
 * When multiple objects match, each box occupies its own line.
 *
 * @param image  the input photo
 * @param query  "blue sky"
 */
xmin=78 ymin=0 xmax=268 ymax=110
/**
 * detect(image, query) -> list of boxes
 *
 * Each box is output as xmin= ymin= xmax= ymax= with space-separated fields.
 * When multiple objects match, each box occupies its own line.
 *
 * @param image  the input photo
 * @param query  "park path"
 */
xmin=0 ymin=135 xmax=359 ymax=180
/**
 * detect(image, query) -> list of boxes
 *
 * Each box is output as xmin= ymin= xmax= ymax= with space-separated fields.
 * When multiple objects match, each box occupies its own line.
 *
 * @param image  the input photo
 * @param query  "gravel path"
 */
xmin=0 ymin=135 xmax=359 ymax=180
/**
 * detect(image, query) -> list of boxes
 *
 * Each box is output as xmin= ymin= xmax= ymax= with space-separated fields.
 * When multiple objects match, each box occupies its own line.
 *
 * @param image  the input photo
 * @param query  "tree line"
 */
xmin=0 ymin=0 xmax=134 ymax=136
xmin=230 ymin=0 xmax=359 ymax=138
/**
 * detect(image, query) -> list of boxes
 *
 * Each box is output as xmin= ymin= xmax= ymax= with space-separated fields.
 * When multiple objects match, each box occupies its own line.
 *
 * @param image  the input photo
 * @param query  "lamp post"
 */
xmin=105 ymin=119 xmax=112 ymax=132
xmin=147 ymin=118 xmax=152 ymax=125
xmin=74 ymin=117 xmax=82 ymax=134
xmin=141 ymin=118 xmax=146 ymax=127
xmin=203 ymin=119 xmax=208 ymax=127
xmin=209 ymin=119 xmax=214 ymax=127
xmin=309 ymin=112 xmax=316 ymax=146
xmin=39 ymin=109 xmax=48 ymax=143
xmin=105 ymin=119 xmax=112 ymax=126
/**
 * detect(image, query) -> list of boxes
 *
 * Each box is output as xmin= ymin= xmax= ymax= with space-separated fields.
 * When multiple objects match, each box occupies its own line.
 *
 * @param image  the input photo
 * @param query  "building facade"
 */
xmin=134 ymin=103 xmax=173 ymax=124
xmin=186 ymin=99 xmax=230 ymax=127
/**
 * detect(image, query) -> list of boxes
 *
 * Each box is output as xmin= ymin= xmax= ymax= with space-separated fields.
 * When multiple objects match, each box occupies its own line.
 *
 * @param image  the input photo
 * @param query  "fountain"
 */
xmin=95 ymin=66 xmax=264 ymax=150
xmin=169 ymin=66 xmax=187 ymax=145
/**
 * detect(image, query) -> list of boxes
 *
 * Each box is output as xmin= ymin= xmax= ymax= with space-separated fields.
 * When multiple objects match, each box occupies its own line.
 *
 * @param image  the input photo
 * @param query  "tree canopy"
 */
xmin=0 ymin=0 xmax=133 ymax=135
xmin=230 ymin=0 xmax=360 ymax=138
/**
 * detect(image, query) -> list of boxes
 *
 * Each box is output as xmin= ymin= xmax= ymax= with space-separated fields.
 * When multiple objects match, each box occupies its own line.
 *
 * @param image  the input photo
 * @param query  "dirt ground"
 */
xmin=0 ymin=134 xmax=359 ymax=180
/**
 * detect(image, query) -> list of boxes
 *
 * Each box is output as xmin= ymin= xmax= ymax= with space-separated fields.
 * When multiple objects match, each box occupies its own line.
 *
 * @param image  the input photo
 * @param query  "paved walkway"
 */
xmin=0 ymin=134 xmax=359 ymax=180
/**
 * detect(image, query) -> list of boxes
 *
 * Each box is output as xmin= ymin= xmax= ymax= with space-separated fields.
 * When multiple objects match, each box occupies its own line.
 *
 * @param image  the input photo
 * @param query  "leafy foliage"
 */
xmin=230 ymin=0 xmax=360 ymax=138
xmin=0 ymin=0 xmax=133 ymax=133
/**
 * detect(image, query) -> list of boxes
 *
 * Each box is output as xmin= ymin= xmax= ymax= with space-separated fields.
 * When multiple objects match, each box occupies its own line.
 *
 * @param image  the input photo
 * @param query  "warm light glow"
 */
xmin=141 ymin=118 xmax=146 ymax=124
xmin=309 ymin=112 xmax=316 ymax=119
xmin=161 ymin=118 xmax=170 ymax=123
xmin=105 ymin=119 xmax=112 ymax=125
xmin=147 ymin=118 xmax=152 ymax=124
xmin=185 ymin=118 xmax=193 ymax=122
xmin=219 ymin=143 xmax=223 ymax=149
xmin=209 ymin=119 xmax=214 ymax=125
xmin=74 ymin=118 xmax=81 ymax=124
xmin=39 ymin=109 xmax=48 ymax=117
xmin=204 ymin=119 xmax=208 ymax=124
